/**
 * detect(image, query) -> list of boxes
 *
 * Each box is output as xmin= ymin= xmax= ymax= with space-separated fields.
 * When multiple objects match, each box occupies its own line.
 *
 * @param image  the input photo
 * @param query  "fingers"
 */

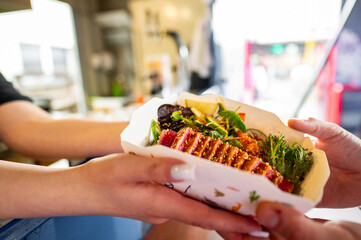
xmin=132 ymin=157 xmax=263 ymax=233
xmin=124 ymin=156 xmax=191 ymax=183
xmin=92 ymin=154 xmax=262 ymax=234
xmin=94 ymin=154 xmax=192 ymax=183
xmin=287 ymin=118 xmax=343 ymax=140
xmin=325 ymin=221 xmax=361 ymax=239
xmin=256 ymin=202 xmax=351 ymax=240
xmin=288 ymin=118 xmax=361 ymax=163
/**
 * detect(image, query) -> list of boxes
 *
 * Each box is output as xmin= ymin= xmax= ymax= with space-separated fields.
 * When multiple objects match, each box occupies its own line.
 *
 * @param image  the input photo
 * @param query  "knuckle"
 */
xmin=147 ymin=162 xmax=162 ymax=178
xmin=276 ymin=218 xmax=307 ymax=240
xmin=148 ymin=161 xmax=172 ymax=182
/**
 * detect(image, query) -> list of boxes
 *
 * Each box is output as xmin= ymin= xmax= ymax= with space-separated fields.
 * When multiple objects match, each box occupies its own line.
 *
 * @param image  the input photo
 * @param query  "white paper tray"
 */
xmin=121 ymin=93 xmax=330 ymax=216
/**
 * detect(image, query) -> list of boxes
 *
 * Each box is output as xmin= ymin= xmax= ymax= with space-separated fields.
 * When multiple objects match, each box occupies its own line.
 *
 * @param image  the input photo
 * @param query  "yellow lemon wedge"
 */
xmin=184 ymin=99 xmax=218 ymax=116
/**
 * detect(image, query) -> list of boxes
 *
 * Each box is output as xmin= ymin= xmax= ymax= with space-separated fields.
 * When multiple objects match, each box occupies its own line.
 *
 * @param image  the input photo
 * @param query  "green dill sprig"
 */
xmin=259 ymin=134 xmax=313 ymax=187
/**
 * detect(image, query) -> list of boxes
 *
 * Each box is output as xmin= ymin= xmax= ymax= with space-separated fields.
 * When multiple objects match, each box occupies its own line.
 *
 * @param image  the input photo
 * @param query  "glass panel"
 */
xmin=20 ymin=43 xmax=42 ymax=74
xmin=51 ymin=47 xmax=67 ymax=75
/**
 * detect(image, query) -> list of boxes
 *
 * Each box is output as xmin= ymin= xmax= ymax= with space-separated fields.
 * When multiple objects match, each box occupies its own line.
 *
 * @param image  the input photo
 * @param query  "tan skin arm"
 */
xmin=0 ymin=100 xmax=264 ymax=235
xmin=0 ymin=101 xmax=127 ymax=160
xmin=0 ymin=155 xmax=262 ymax=235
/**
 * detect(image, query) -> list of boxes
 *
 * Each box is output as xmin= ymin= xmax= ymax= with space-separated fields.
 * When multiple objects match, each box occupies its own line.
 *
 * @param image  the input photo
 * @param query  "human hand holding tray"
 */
xmin=121 ymin=92 xmax=330 ymax=217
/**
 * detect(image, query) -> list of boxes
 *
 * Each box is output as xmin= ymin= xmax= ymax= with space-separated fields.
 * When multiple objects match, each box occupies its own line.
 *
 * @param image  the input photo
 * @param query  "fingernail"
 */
xmin=260 ymin=209 xmax=279 ymax=229
xmin=249 ymin=231 xmax=270 ymax=238
xmin=170 ymin=164 xmax=196 ymax=180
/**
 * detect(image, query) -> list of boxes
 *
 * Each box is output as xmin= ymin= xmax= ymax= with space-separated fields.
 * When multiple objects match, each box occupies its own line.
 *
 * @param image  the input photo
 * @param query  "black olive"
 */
xmin=179 ymin=106 xmax=193 ymax=117
xmin=157 ymin=104 xmax=194 ymax=131
xmin=157 ymin=104 xmax=179 ymax=118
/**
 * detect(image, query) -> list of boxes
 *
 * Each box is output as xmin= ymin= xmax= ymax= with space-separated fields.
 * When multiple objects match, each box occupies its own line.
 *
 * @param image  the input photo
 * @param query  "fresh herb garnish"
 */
xmin=259 ymin=134 xmax=313 ymax=187
xmin=218 ymin=110 xmax=247 ymax=133
xmin=205 ymin=116 xmax=228 ymax=137
xmin=218 ymin=102 xmax=226 ymax=112
xmin=163 ymin=104 xmax=247 ymax=146
xmin=171 ymin=111 xmax=193 ymax=125
xmin=284 ymin=143 xmax=313 ymax=186
xmin=207 ymin=130 xmax=224 ymax=139
xmin=151 ymin=120 xmax=161 ymax=144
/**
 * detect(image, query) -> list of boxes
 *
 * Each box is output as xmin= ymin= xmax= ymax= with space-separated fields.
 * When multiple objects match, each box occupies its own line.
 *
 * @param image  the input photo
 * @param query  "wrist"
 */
xmin=74 ymin=158 xmax=119 ymax=216
xmin=66 ymin=162 xmax=106 ymax=216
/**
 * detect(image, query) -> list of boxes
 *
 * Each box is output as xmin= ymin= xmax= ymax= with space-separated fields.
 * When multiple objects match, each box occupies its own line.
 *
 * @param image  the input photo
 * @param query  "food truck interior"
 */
xmin=0 ymin=0 xmax=360 ymax=239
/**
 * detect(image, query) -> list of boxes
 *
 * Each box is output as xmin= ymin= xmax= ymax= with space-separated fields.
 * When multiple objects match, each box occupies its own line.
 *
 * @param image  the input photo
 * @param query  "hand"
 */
xmin=288 ymin=118 xmax=361 ymax=208
xmin=81 ymin=153 xmax=262 ymax=233
xmin=216 ymin=118 xmax=361 ymax=240
xmin=256 ymin=202 xmax=361 ymax=240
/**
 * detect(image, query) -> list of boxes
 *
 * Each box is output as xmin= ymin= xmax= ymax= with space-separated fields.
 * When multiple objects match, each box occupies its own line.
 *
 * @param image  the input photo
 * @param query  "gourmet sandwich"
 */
xmin=121 ymin=93 xmax=329 ymax=215
xmin=150 ymin=100 xmax=313 ymax=195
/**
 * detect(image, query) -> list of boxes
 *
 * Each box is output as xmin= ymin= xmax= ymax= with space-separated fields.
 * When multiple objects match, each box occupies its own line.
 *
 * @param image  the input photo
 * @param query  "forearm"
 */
xmin=0 ymin=160 xmax=96 ymax=219
xmin=0 ymin=101 xmax=128 ymax=160
xmin=9 ymin=119 xmax=128 ymax=160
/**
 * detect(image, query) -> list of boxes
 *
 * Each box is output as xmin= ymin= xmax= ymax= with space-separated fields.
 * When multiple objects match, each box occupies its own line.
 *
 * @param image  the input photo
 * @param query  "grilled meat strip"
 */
xmin=158 ymin=127 xmax=294 ymax=193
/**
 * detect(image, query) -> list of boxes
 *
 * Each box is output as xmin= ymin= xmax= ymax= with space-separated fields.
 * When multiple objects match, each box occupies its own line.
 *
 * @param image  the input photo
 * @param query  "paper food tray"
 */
xmin=121 ymin=92 xmax=330 ymax=217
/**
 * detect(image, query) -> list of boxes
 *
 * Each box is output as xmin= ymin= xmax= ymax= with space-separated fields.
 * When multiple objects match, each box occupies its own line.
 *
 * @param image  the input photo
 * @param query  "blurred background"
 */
xmin=0 ymin=0 xmax=361 ymax=238
xmin=1 ymin=0 xmax=361 ymax=136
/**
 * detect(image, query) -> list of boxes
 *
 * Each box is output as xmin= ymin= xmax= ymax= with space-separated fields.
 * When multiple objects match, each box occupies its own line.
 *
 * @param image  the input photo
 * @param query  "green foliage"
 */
xmin=259 ymin=134 xmax=313 ymax=186
xmin=151 ymin=120 xmax=161 ymax=145
xmin=166 ymin=105 xmax=247 ymax=147
xmin=218 ymin=110 xmax=246 ymax=133
xmin=171 ymin=111 xmax=193 ymax=125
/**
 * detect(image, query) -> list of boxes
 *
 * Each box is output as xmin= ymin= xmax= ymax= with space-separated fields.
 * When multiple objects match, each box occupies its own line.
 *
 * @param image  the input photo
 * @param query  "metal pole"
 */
xmin=293 ymin=0 xmax=357 ymax=117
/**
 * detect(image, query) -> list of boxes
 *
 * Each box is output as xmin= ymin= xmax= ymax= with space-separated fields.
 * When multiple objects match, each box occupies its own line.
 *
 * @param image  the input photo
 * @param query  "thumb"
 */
xmin=287 ymin=118 xmax=343 ymax=141
xmin=256 ymin=202 xmax=346 ymax=240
